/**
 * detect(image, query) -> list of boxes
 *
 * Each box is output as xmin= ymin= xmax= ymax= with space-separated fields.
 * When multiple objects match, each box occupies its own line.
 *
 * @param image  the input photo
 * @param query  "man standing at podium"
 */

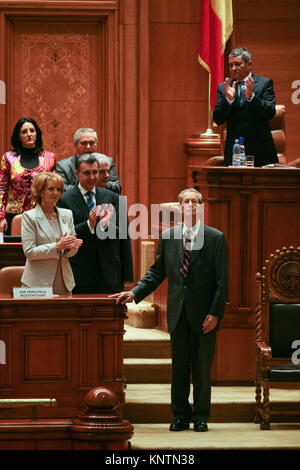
xmin=213 ymin=47 xmax=278 ymax=167
xmin=111 ymin=188 xmax=228 ymax=432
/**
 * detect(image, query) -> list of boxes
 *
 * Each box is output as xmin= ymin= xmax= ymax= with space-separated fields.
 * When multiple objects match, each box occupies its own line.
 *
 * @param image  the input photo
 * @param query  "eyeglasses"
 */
xmin=78 ymin=140 xmax=97 ymax=147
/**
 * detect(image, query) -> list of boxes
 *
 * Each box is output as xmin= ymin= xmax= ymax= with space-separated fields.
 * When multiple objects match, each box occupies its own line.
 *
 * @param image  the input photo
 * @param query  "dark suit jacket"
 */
xmin=56 ymin=154 xmax=121 ymax=194
xmin=132 ymin=224 xmax=228 ymax=334
xmin=213 ymin=74 xmax=278 ymax=167
xmin=57 ymin=185 xmax=133 ymax=293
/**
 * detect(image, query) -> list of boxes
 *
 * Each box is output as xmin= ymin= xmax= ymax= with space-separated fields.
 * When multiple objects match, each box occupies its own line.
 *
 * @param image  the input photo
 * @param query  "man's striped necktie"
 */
xmin=238 ymin=80 xmax=246 ymax=107
xmin=86 ymin=191 xmax=95 ymax=211
xmin=180 ymin=229 xmax=192 ymax=278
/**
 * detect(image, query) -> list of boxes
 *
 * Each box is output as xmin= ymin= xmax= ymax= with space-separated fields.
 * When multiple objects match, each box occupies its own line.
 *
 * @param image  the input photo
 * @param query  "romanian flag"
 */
xmin=199 ymin=0 xmax=233 ymax=111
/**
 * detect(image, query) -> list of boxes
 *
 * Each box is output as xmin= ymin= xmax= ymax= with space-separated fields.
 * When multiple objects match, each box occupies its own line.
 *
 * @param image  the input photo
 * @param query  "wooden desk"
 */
xmin=0 ymin=295 xmax=127 ymax=419
xmin=197 ymin=166 xmax=300 ymax=382
xmin=0 ymin=243 xmax=25 ymax=269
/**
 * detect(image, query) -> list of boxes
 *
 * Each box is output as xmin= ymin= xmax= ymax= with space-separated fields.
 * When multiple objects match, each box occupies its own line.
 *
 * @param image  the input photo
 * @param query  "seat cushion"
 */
xmin=268 ymin=364 xmax=300 ymax=382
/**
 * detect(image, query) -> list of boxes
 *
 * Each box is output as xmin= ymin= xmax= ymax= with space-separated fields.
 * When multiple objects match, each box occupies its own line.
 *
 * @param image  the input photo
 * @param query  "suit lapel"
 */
xmin=95 ymin=187 xmax=106 ymax=205
xmin=34 ymin=205 xmax=56 ymax=241
xmin=73 ymin=185 xmax=90 ymax=217
xmin=70 ymin=155 xmax=77 ymax=182
xmin=252 ymin=74 xmax=259 ymax=95
xmin=188 ymin=224 xmax=206 ymax=267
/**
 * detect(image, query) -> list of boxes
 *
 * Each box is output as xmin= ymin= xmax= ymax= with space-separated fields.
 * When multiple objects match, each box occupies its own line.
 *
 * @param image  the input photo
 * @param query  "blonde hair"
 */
xmin=31 ymin=172 xmax=64 ymax=204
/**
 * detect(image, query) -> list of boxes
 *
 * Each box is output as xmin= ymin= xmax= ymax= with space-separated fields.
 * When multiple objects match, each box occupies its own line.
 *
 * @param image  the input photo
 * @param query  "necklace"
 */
xmin=45 ymin=213 xmax=57 ymax=220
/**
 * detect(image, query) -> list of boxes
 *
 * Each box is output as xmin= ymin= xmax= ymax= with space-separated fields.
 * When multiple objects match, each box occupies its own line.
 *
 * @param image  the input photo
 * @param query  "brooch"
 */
xmin=62 ymin=216 xmax=67 ymax=224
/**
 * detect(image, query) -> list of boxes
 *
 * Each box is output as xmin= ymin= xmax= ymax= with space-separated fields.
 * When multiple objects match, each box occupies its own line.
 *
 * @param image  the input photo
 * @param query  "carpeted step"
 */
xmin=124 ymin=326 xmax=170 ymax=359
xmin=124 ymin=384 xmax=300 ymax=425
xmin=124 ymin=358 xmax=172 ymax=383
xmin=124 ymin=384 xmax=255 ymax=424
xmin=129 ymin=422 xmax=300 ymax=450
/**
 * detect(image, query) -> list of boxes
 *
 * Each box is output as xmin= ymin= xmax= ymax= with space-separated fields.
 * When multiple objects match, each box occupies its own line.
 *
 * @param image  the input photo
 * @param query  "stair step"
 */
xmin=129 ymin=422 xmax=300 ymax=450
xmin=124 ymin=358 xmax=172 ymax=383
xmin=124 ymin=384 xmax=300 ymax=424
xmin=124 ymin=326 xmax=170 ymax=359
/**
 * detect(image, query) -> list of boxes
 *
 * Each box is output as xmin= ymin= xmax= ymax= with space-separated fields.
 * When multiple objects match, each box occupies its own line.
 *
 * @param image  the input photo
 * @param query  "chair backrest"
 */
xmin=0 ymin=266 xmax=24 ymax=296
xmin=256 ymin=246 xmax=300 ymax=358
xmin=10 ymin=214 xmax=23 ymax=236
xmin=269 ymin=104 xmax=286 ymax=164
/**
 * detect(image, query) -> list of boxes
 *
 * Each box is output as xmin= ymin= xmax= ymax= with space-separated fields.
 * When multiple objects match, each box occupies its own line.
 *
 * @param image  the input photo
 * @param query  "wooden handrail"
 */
xmin=0 ymin=398 xmax=57 ymax=420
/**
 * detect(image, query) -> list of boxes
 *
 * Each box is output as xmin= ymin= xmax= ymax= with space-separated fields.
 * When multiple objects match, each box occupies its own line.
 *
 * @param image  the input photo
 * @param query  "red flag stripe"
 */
xmin=198 ymin=0 xmax=233 ymax=111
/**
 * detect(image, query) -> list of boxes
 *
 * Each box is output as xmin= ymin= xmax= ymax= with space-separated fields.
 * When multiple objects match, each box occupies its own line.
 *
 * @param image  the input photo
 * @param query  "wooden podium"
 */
xmin=0 ymin=295 xmax=134 ymax=449
xmin=197 ymin=166 xmax=300 ymax=382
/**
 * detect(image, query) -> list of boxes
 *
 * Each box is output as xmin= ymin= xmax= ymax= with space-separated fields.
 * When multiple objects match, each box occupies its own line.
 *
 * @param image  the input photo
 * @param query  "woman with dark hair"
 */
xmin=0 ymin=117 xmax=56 ymax=234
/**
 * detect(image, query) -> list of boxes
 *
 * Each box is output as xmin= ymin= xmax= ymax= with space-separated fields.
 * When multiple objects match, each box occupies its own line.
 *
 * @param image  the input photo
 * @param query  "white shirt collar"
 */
xmin=239 ymin=72 xmax=252 ymax=83
xmin=182 ymin=219 xmax=201 ymax=238
xmin=78 ymin=183 xmax=96 ymax=197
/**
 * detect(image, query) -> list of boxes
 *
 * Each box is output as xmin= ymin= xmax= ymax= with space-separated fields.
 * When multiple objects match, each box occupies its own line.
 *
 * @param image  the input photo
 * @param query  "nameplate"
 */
xmin=13 ymin=287 xmax=53 ymax=299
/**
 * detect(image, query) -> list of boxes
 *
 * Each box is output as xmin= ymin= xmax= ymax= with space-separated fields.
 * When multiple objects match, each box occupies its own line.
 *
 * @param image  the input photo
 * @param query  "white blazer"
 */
xmin=21 ymin=204 xmax=78 ymax=292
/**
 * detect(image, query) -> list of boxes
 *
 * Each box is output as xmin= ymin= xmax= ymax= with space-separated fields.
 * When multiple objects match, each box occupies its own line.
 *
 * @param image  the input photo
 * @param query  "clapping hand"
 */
xmin=99 ymin=203 xmax=115 ymax=228
xmin=224 ymin=77 xmax=236 ymax=101
xmin=56 ymin=233 xmax=83 ymax=251
xmin=244 ymin=75 xmax=253 ymax=101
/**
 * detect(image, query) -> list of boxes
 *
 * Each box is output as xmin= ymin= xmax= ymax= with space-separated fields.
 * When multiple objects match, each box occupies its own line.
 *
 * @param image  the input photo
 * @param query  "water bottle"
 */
xmin=239 ymin=137 xmax=246 ymax=166
xmin=232 ymin=139 xmax=240 ymax=166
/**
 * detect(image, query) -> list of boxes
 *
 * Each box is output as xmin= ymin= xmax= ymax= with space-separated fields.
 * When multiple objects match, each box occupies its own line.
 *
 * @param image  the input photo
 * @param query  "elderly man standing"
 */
xmin=111 ymin=188 xmax=228 ymax=433
xmin=57 ymin=128 xmax=121 ymax=193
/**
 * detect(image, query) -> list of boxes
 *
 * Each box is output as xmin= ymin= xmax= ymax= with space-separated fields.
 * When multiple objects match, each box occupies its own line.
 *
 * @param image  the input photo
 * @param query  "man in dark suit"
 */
xmin=56 ymin=127 xmax=121 ymax=194
xmin=111 ymin=188 xmax=228 ymax=432
xmin=57 ymin=153 xmax=133 ymax=294
xmin=213 ymin=47 xmax=278 ymax=167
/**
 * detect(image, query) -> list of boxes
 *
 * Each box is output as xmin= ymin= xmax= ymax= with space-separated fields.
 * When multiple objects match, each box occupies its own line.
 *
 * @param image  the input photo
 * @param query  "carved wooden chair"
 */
xmin=255 ymin=246 xmax=300 ymax=429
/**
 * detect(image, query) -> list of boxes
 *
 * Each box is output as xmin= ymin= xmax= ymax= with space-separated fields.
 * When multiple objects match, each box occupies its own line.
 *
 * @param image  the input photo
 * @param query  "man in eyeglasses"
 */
xmin=57 ymin=128 xmax=121 ymax=194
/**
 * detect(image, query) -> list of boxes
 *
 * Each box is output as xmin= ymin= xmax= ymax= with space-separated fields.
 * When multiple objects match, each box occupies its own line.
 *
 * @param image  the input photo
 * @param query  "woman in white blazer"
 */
xmin=21 ymin=172 xmax=83 ymax=294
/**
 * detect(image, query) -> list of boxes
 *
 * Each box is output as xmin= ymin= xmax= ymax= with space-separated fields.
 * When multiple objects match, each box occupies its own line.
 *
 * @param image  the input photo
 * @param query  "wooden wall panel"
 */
xmin=214 ymin=328 xmax=256 ymax=383
xmin=149 ymin=6 xmax=204 ymax=206
xmin=149 ymin=178 xmax=185 ymax=205
xmin=10 ymin=21 xmax=100 ymax=161
xmin=0 ymin=3 xmax=119 ymax=168
xmin=150 ymin=102 xmax=206 ymax=179
xmin=149 ymin=24 xmax=205 ymax=102
xmin=23 ymin=333 xmax=70 ymax=380
xmin=233 ymin=0 xmax=300 ymax=162
xmin=150 ymin=0 xmax=202 ymax=23
xmin=258 ymin=199 xmax=300 ymax=267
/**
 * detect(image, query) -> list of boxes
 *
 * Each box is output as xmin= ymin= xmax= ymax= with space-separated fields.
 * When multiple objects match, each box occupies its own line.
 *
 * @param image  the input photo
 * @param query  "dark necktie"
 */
xmin=238 ymin=80 xmax=246 ymax=107
xmin=180 ymin=229 xmax=192 ymax=278
xmin=86 ymin=191 xmax=95 ymax=211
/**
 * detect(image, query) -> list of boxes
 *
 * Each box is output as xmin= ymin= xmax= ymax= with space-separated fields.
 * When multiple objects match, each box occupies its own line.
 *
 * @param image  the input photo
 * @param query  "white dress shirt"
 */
xmin=182 ymin=219 xmax=201 ymax=250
